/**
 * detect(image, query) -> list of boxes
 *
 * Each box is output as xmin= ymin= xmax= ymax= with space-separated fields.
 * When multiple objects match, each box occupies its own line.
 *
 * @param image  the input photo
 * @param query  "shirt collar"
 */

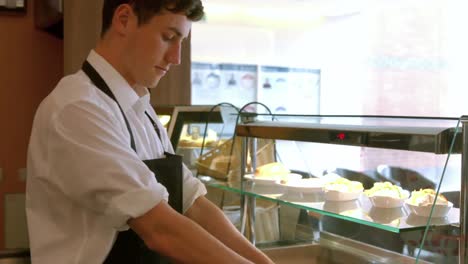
xmin=86 ymin=50 xmax=145 ymax=113
xmin=133 ymin=93 xmax=152 ymax=120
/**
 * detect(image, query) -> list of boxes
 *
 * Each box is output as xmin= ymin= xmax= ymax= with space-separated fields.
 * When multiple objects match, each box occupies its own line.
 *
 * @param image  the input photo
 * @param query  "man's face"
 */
xmin=123 ymin=11 xmax=192 ymax=88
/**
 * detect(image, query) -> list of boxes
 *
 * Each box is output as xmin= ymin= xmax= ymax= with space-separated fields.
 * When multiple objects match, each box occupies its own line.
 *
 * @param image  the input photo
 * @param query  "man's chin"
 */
xmin=145 ymin=78 xmax=161 ymax=89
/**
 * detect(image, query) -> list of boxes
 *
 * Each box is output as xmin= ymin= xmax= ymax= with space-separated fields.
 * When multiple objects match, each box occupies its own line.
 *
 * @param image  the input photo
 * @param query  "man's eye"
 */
xmin=162 ymin=34 xmax=174 ymax=41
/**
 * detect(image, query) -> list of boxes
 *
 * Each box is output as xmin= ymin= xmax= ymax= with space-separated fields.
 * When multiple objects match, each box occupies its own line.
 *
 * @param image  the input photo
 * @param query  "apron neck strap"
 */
xmin=82 ymin=60 xmax=137 ymax=152
xmin=82 ymin=60 xmax=165 ymax=152
xmin=145 ymin=112 xmax=162 ymax=140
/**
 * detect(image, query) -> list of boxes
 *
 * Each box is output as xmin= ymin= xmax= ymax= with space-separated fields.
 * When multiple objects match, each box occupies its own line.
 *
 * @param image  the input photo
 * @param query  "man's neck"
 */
xmin=94 ymin=41 xmax=141 ymax=94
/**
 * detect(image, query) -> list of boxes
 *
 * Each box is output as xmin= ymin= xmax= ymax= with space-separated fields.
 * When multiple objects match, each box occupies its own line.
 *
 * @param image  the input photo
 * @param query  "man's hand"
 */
xmin=185 ymin=196 xmax=275 ymax=264
xmin=128 ymin=200 xmax=254 ymax=263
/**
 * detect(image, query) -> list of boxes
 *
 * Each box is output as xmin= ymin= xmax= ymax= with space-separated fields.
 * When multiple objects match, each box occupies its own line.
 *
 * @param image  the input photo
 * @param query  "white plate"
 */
xmin=404 ymin=200 xmax=453 ymax=218
xmin=276 ymin=178 xmax=325 ymax=193
xmin=367 ymin=190 xmax=410 ymax=208
xmin=324 ymin=189 xmax=363 ymax=201
xmin=244 ymin=173 xmax=302 ymax=186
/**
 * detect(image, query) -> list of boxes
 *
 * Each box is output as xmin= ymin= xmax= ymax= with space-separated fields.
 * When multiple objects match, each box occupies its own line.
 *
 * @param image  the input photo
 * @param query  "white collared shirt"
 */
xmin=26 ymin=50 xmax=207 ymax=264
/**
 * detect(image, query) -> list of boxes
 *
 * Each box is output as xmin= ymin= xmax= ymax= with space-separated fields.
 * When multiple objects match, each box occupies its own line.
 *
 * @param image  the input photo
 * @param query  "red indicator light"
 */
xmin=337 ymin=133 xmax=346 ymax=140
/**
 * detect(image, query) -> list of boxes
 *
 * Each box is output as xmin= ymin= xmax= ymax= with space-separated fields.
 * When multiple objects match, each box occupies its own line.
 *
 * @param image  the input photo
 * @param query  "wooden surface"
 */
xmin=0 ymin=0 xmax=63 ymax=249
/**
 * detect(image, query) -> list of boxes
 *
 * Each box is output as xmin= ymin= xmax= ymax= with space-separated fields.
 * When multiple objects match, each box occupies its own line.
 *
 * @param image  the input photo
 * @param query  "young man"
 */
xmin=26 ymin=1 xmax=274 ymax=263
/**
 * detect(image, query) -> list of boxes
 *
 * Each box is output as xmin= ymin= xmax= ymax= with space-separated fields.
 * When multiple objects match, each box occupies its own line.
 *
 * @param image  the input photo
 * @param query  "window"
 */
xmin=192 ymin=0 xmax=468 ymax=117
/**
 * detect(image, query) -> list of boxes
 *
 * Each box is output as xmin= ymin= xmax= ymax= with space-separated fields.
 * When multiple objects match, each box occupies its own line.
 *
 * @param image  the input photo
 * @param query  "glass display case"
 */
xmin=207 ymin=114 xmax=466 ymax=264
xmin=153 ymin=104 xmax=239 ymax=176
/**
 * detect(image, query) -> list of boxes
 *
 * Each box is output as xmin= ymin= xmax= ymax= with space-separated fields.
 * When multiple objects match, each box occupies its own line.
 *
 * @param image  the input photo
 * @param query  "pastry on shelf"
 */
xmin=196 ymin=139 xmax=239 ymax=180
xmin=276 ymin=177 xmax=324 ymax=193
xmin=254 ymin=162 xmax=290 ymax=178
xmin=365 ymin=181 xmax=410 ymax=208
xmin=365 ymin=181 xmax=407 ymax=199
xmin=407 ymin=188 xmax=448 ymax=206
xmin=210 ymin=155 xmax=234 ymax=174
xmin=404 ymin=189 xmax=453 ymax=217
xmin=244 ymin=162 xmax=301 ymax=186
xmin=196 ymin=137 xmax=276 ymax=185
xmin=324 ymin=177 xmax=364 ymax=201
xmin=324 ymin=177 xmax=363 ymax=193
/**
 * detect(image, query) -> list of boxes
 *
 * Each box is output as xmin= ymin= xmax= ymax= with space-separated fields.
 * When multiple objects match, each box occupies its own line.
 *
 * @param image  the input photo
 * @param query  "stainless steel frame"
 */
xmin=163 ymin=105 xmax=223 ymax=149
xmin=262 ymin=232 xmax=432 ymax=264
xmin=460 ymin=116 xmax=468 ymax=264
xmin=236 ymin=121 xmax=460 ymax=154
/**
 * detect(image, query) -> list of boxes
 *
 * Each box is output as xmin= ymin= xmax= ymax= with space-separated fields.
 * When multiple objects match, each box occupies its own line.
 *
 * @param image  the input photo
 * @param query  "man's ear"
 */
xmin=112 ymin=4 xmax=137 ymax=36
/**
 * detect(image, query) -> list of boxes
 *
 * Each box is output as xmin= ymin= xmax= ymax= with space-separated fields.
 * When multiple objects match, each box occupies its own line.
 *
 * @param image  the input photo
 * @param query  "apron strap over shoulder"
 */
xmin=82 ymin=61 xmax=137 ymax=152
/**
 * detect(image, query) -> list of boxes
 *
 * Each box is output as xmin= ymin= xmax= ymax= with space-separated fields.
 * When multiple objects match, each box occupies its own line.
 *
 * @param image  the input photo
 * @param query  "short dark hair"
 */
xmin=101 ymin=0 xmax=204 ymax=36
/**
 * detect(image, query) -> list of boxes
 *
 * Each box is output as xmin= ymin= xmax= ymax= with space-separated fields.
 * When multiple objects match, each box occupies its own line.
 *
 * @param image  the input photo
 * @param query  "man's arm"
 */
xmin=185 ymin=196 xmax=274 ymax=264
xmin=128 ymin=200 xmax=253 ymax=264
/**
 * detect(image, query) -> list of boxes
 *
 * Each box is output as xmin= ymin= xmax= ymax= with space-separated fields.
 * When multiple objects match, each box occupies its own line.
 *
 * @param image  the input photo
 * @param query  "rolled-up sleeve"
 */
xmin=181 ymin=163 xmax=207 ymax=213
xmin=156 ymin=118 xmax=207 ymax=213
xmin=48 ymin=100 xmax=168 ymax=230
xmin=146 ymin=107 xmax=208 ymax=214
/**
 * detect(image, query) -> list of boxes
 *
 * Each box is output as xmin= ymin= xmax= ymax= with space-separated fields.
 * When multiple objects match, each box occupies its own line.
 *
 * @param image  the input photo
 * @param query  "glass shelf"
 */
xmin=204 ymin=178 xmax=459 ymax=233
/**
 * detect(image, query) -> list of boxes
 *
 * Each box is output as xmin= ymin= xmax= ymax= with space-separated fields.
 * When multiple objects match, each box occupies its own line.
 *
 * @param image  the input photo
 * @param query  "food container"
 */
xmin=404 ymin=200 xmax=453 ymax=218
xmin=367 ymin=190 xmax=410 ymax=208
xmin=276 ymin=178 xmax=324 ymax=193
xmin=324 ymin=189 xmax=362 ymax=201
xmin=244 ymin=173 xmax=302 ymax=186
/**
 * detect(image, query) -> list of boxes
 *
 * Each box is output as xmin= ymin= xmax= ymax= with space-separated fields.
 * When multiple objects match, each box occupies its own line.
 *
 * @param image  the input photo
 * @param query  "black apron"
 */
xmin=82 ymin=61 xmax=183 ymax=264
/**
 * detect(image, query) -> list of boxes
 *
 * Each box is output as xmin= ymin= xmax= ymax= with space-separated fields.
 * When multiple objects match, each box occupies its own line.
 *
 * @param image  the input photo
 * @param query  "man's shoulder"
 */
xmin=51 ymin=71 xmax=112 ymax=108
xmin=54 ymin=71 xmax=96 ymax=100
xmin=37 ymin=71 xmax=115 ymax=119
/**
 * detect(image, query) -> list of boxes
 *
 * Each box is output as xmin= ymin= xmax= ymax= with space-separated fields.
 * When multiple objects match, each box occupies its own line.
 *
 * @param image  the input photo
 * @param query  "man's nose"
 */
xmin=166 ymin=43 xmax=182 ymax=65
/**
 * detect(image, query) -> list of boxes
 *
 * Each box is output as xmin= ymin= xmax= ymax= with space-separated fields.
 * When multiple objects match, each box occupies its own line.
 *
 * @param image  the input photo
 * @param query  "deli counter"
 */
xmin=201 ymin=114 xmax=466 ymax=264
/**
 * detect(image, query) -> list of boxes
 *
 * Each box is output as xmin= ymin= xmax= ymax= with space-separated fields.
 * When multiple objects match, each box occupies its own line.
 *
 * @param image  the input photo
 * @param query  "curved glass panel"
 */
xmin=415 ymin=118 xmax=461 ymax=264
